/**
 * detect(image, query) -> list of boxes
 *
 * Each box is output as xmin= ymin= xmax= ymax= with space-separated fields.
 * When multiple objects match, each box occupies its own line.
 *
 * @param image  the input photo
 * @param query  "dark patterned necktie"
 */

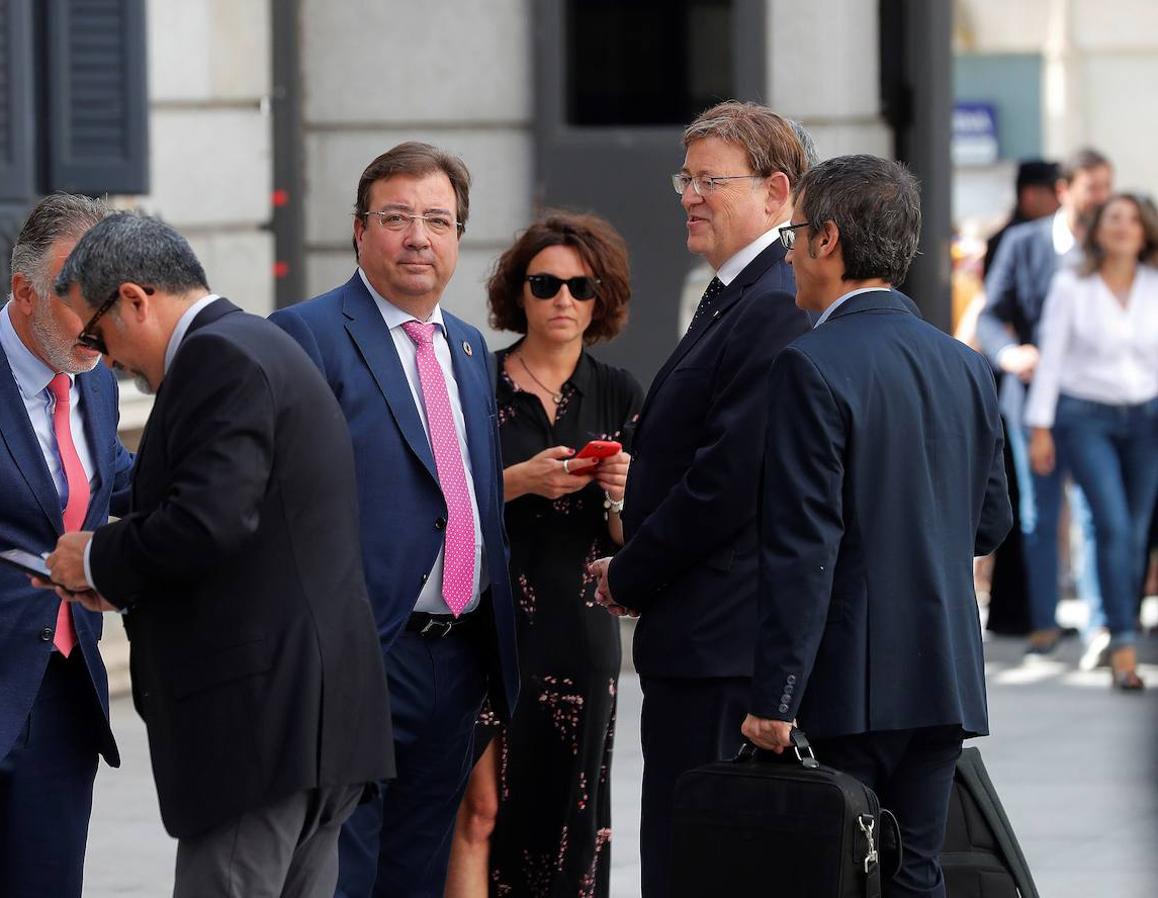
xmin=688 ymin=276 xmax=724 ymax=333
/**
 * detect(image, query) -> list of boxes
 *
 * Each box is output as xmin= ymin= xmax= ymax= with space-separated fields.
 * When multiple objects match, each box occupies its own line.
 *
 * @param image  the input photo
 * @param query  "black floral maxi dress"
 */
xmin=483 ymin=345 xmax=643 ymax=898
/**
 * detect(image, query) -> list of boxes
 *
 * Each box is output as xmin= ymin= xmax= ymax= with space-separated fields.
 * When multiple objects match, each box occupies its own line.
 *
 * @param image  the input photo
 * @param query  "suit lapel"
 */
xmin=0 ymin=349 xmax=64 ymax=529
xmin=443 ymin=316 xmax=493 ymax=523
xmin=341 ymin=281 xmax=438 ymax=482
xmin=642 ymin=239 xmax=788 ymax=417
xmin=76 ymin=369 xmax=113 ymax=528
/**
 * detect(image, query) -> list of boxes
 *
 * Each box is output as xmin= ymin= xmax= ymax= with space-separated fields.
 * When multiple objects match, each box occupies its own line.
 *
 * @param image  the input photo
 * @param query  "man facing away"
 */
xmin=589 ymin=101 xmax=813 ymax=898
xmin=271 ymin=141 xmax=519 ymax=898
xmin=743 ymin=155 xmax=1012 ymax=898
xmin=42 ymin=213 xmax=393 ymax=898
xmin=0 ymin=193 xmax=133 ymax=898
xmin=979 ymin=148 xmax=1113 ymax=661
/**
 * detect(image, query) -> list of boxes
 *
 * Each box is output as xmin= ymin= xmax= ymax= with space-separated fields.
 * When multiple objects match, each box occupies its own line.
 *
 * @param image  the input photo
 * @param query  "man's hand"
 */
xmin=741 ymin=714 xmax=794 ymax=753
xmin=29 ymin=573 xmax=117 ymax=613
xmin=45 ymin=531 xmax=94 ymax=593
xmin=998 ymin=344 xmax=1039 ymax=383
xmin=588 ymin=556 xmax=637 ymax=618
xmin=1029 ymin=427 xmax=1055 ymax=476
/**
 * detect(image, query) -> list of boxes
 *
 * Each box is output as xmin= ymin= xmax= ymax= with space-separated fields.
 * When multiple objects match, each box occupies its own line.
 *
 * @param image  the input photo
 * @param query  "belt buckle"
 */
xmin=420 ymin=618 xmax=454 ymax=638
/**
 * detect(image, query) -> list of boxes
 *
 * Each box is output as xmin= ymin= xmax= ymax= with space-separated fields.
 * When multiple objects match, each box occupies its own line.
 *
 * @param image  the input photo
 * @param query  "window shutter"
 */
xmin=44 ymin=0 xmax=149 ymax=195
xmin=0 ymin=0 xmax=37 ymax=201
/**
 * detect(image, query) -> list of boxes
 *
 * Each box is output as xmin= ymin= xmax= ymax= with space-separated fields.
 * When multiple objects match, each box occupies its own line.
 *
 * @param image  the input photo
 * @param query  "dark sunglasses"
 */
xmin=74 ymin=285 xmax=153 ymax=355
xmin=525 ymin=274 xmax=600 ymax=301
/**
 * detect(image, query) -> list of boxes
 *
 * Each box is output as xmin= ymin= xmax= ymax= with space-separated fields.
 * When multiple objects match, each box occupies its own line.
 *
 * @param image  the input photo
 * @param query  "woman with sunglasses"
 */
xmin=1026 ymin=193 xmax=1158 ymax=689
xmin=446 ymin=212 xmax=642 ymax=897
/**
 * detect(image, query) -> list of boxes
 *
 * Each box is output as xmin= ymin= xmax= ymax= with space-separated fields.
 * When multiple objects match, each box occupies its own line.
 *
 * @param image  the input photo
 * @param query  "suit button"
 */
xmin=780 ymin=694 xmax=791 ymax=704
xmin=778 ymin=703 xmax=789 ymax=714
xmin=420 ymin=573 xmax=429 ymax=585
xmin=39 ymin=627 xmax=53 ymax=642
xmin=786 ymin=675 xmax=797 ymax=685
xmin=435 ymin=517 xmax=447 ymax=530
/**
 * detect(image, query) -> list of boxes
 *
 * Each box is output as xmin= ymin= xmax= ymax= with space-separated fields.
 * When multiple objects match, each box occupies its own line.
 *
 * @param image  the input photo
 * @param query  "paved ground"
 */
xmin=87 ymin=609 xmax=1158 ymax=897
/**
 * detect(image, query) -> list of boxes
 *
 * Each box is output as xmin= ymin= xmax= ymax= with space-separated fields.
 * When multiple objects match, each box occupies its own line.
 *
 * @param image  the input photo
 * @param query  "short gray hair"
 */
xmin=794 ymin=155 xmax=921 ymax=285
xmin=683 ymin=101 xmax=809 ymax=186
xmin=55 ymin=213 xmax=209 ymax=307
xmin=10 ymin=193 xmax=110 ymax=296
xmin=789 ymin=120 xmax=820 ymax=169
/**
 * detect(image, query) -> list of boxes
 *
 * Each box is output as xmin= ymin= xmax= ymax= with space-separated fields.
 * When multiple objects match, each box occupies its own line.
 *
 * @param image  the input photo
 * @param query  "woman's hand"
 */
xmin=592 ymin=450 xmax=630 ymax=501
xmin=1029 ymin=427 xmax=1055 ymax=476
xmin=503 ymin=446 xmax=596 ymax=501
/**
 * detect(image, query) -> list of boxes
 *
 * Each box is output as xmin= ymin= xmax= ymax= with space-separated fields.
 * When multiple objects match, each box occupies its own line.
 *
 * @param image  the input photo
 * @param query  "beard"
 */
xmin=29 ymin=298 xmax=100 ymax=375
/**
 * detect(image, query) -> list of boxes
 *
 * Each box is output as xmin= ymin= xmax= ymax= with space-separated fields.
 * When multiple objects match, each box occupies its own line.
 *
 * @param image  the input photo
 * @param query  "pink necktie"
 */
xmin=402 ymin=322 xmax=476 ymax=617
xmin=49 ymin=374 xmax=89 ymax=656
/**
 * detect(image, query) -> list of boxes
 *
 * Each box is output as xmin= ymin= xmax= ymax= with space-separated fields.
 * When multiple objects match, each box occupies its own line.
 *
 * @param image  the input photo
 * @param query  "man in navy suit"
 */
xmin=271 ymin=142 xmax=518 ymax=898
xmin=978 ymin=148 xmax=1113 ymax=658
xmin=0 ymin=194 xmax=133 ymax=897
xmin=589 ymin=101 xmax=812 ymax=898
xmin=743 ymin=155 xmax=1012 ymax=898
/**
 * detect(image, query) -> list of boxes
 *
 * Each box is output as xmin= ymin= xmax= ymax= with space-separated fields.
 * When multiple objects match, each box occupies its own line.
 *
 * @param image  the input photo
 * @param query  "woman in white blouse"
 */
xmin=1026 ymin=193 xmax=1158 ymax=690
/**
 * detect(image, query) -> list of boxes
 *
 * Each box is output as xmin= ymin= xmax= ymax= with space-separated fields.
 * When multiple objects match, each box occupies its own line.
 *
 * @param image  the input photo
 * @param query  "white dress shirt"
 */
xmin=0 ymin=302 xmax=96 ymax=499
xmin=813 ymin=287 xmax=885 ymax=328
xmin=715 ymin=221 xmax=791 ymax=286
xmin=1025 ymin=266 xmax=1158 ymax=428
xmin=359 ymin=269 xmax=487 ymax=615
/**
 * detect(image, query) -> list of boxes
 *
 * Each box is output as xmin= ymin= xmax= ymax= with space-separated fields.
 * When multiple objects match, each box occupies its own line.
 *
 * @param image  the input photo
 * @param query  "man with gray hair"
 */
xmin=0 ymin=193 xmax=133 ymax=898
xmin=744 ymin=155 xmax=1011 ymax=897
xmin=588 ymin=100 xmax=812 ymax=898
xmin=41 ymin=213 xmax=394 ymax=898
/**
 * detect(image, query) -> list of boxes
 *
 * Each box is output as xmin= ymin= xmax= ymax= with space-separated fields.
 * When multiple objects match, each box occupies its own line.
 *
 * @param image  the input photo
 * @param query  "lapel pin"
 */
xmin=462 ymin=340 xmax=473 ymax=356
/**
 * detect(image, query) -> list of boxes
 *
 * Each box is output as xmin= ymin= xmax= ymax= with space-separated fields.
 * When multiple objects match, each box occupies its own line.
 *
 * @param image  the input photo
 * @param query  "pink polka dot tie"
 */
xmin=402 ymin=321 xmax=476 ymax=617
xmin=49 ymin=373 xmax=88 ymax=656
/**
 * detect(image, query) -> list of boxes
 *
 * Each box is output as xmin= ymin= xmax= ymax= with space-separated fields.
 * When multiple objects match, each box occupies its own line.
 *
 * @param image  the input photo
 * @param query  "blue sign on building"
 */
xmin=953 ymin=102 xmax=999 ymax=165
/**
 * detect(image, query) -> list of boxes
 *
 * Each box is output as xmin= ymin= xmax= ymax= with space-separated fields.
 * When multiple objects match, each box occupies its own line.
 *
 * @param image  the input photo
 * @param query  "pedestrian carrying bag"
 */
xmin=672 ymin=730 xmax=901 ymax=898
xmin=942 ymin=747 xmax=1040 ymax=898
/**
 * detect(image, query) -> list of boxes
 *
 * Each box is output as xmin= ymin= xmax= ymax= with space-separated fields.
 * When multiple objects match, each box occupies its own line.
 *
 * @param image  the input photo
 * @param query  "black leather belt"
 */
xmin=406 ymin=611 xmax=476 ymax=639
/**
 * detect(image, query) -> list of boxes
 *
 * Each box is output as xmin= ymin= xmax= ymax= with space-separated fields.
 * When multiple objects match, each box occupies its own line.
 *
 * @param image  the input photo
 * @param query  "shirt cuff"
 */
xmin=82 ymin=538 xmax=96 ymax=592
xmin=994 ymin=343 xmax=1018 ymax=371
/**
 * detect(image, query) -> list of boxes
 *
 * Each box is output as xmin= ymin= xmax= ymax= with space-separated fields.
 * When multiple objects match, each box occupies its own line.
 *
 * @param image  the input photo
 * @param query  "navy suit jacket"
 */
xmin=270 ymin=275 xmax=519 ymax=716
xmin=0 ymin=349 xmax=133 ymax=766
xmin=607 ymin=240 xmax=812 ymax=679
xmin=977 ymin=215 xmax=1059 ymax=420
xmin=754 ymin=290 xmax=1012 ymax=740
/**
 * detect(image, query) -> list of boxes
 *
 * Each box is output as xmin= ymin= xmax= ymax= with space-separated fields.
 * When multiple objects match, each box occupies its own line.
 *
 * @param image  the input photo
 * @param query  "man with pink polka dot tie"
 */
xmin=272 ymin=141 xmax=519 ymax=898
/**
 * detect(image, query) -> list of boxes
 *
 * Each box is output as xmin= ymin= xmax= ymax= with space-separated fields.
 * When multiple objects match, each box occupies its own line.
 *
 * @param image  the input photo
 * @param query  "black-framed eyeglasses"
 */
xmin=360 ymin=209 xmax=464 ymax=237
xmin=671 ymin=173 xmax=764 ymax=197
xmin=525 ymin=274 xmax=601 ymax=301
xmin=779 ymin=222 xmax=810 ymax=250
xmin=74 ymin=286 xmax=153 ymax=355
xmin=75 ymin=290 xmax=121 ymax=355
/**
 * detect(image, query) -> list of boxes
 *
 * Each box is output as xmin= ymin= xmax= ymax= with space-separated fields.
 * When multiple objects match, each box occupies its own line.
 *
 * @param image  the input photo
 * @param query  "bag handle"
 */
xmin=735 ymin=728 xmax=820 ymax=769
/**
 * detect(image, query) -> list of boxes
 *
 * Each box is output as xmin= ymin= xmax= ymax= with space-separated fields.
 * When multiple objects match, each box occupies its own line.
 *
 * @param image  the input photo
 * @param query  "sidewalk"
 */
xmin=86 ymin=624 xmax=1158 ymax=896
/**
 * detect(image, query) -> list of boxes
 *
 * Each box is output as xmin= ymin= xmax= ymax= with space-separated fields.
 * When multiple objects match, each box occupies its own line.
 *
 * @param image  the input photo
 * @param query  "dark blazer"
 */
xmin=753 ymin=290 xmax=1012 ymax=740
xmin=607 ymin=240 xmax=812 ymax=678
xmin=977 ymin=216 xmax=1060 ymax=419
xmin=0 ymin=350 xmax=132 ymax=767
xmin=270 ymin=275 xmax=519 ymax=717
xmin=88 ymin=299 xmax=393 ymax=839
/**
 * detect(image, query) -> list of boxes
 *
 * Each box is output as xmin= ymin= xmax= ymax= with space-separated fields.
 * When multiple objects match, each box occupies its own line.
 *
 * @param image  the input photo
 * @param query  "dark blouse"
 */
xmin=496 ymin=344 xmax=645 ymax=675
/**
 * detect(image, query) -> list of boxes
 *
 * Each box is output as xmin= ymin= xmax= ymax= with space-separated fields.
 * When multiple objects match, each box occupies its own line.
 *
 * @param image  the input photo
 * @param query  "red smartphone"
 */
xmin=569 ymin=440 xmax=621 ymax=473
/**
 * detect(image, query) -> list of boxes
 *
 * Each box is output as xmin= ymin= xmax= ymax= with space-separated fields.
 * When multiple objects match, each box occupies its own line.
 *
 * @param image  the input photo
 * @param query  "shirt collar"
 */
xmin=164 ymin=294 xmax=220 ymax=375
xmin=498 ymin=342 xmax=594 ymax=398
xmin=1052 ymin=209 xmax=1075 ymax=256
xmin=1 ymin=301 xmax=67 ymax=398
xmin=715 ymin=220 xmax=791 ymax=286
xmin=813 ymin=286 xmax=885 ymax=328
xmin=359 ymin=268 xmax=446 ymax=333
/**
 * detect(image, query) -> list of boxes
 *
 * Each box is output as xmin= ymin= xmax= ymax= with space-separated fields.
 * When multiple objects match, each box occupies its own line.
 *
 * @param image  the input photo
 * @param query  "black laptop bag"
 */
xmin=672 ymin=731 xmax=901 ymax=898
xmin=942 ymin=747 xmax=1040 ymax=898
